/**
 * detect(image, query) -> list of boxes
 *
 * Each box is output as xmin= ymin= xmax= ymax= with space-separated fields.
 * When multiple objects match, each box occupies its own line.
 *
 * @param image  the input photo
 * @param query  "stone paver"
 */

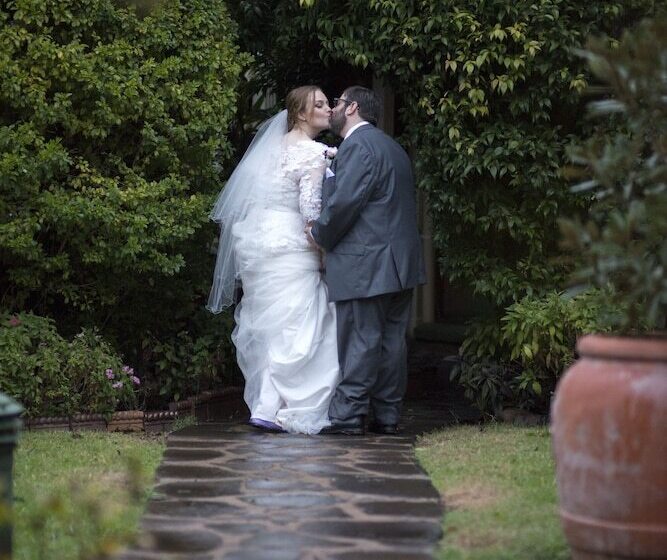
xmin=119 ymin=343 xmax=475 ymax=560
xmin=118 ymin=394 xmax=476 ymax=560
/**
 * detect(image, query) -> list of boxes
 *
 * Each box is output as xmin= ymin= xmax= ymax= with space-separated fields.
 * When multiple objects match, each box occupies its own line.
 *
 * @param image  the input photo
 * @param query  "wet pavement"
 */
xmin=117 ymin=397 xmax=474 ymax=560
xmin=119 ymin=338 xmax=475 ymax=560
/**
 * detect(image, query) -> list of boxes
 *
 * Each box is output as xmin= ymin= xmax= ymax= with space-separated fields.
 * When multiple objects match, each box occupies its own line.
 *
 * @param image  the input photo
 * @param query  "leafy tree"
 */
xmin=0 ymin=0 xmax=247 ymax=405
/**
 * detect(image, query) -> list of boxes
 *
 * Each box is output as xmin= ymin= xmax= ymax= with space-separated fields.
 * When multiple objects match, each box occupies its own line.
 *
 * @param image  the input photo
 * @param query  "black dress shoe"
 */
xmin=368 ymin=423 xmax=399 ymax=435
xmin=319 ymin=419 xmax=365 ymax=436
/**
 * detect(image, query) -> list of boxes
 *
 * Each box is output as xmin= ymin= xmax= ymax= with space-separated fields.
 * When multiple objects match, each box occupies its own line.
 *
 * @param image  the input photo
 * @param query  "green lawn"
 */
xmin=13 ymin=431 xmax=164 ymax=560
xmin=416 ymin=424 xmax=570 ymax=560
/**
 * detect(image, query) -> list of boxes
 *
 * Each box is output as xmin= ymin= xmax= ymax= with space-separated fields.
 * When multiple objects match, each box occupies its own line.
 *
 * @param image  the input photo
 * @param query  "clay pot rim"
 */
xmin=577 ymin=333 xmax=667 ymax=361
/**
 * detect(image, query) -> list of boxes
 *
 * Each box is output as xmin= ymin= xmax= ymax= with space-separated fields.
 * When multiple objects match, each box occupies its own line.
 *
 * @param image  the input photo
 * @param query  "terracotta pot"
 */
xmin=551 ymin=334 xmax=667 ymax=559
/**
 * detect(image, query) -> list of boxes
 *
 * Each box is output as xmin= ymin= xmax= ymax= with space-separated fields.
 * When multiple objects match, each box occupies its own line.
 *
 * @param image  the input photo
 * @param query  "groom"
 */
xmin=307 ymin=86 xmax=425 ymax=435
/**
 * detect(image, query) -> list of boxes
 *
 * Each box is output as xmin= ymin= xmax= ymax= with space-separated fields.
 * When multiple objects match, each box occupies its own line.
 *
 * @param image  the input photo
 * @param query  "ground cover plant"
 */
xmin=13 ymin=431 xmax=164 ymax=560
xmin=416 ymin=424 xmax=568 ymax=560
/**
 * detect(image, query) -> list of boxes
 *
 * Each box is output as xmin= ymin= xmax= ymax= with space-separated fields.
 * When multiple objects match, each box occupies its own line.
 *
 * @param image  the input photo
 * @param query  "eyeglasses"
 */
xmin=333 ymin=97 xmax=354 ymax=108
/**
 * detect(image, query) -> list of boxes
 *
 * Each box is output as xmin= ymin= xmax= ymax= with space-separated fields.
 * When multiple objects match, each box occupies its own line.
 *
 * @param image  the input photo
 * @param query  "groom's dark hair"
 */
xmin=343 ymin=86 xmax=382 ymax=126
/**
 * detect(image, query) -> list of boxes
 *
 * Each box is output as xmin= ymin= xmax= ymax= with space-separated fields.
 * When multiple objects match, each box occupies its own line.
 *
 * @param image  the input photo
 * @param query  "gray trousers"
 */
xmin=328 ymin=288 xmax=413 ymax=425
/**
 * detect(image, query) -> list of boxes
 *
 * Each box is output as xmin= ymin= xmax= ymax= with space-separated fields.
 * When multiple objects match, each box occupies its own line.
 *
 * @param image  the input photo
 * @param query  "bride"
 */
xmin=207 ymin=86 xmax=340 ymax=434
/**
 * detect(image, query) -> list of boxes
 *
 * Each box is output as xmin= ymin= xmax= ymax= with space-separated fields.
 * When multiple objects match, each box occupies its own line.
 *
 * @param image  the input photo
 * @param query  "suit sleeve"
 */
xmin=311 ymin=143 xmax=376 ymax=251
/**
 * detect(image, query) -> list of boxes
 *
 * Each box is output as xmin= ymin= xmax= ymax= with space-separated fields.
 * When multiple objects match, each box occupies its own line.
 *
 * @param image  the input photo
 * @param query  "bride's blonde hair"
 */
xmin=286 ymin=85 xmax=320 ymax=131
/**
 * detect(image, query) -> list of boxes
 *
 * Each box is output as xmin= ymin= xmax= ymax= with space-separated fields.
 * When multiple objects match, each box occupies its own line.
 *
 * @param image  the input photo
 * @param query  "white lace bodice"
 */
xmin=233 ymin=139 xmax=330 ymax=257
xmin=265 ymin=139 xmax=328 ymax=221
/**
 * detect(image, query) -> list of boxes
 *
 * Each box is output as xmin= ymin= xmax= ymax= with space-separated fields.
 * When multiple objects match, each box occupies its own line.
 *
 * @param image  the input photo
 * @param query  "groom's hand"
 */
xmin=305 ymin=223 xmax=321 ymax=250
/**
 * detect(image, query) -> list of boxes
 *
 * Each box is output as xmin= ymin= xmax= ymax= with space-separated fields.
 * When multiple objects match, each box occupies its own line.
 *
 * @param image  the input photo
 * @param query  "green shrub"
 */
xmin=0 ymin=312 xmax=137 ymax=417
xmin=0 ymin=0 xmax=247 ymax=389
xmin=452 ymin=290 xmax=618 ymax=414
xmin=67 ymin=329 xmax=138 ymax=416
xmin=142 ymin=310 xmax=236 ymax=405
xmin=0 ymin=313 xmax=70 ymax=417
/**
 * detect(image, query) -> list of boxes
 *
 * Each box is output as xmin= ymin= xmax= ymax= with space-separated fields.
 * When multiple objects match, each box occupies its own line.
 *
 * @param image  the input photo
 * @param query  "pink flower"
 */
xmin=112 ymin=381 xmax=123 ymax=389
xmin=122 ymin=365 xmax=134 ymax=374
xmin=105 ymin=369 xmax=115 ymax=380
xmin=8 ymin=316 xmax=21 ymax=327
xmin=130 ymin=375 xmax=141 ymax=385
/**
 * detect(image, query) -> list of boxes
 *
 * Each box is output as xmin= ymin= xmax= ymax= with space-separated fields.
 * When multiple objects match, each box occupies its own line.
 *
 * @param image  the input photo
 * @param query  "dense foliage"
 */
xmin=142 ymin=310 xmax=236 ymax=404
xmin=229 ymin=0 xmax=659 ymax=413
xmin=0 ymin=0 xmax=246 ymax=406
xmin=235 ymin=0 xmax=656 ymax=303
xmin=560 ymin=17 xmax=667 ymax=332
xmin=2 ymin=0 xmax=662 ymax=412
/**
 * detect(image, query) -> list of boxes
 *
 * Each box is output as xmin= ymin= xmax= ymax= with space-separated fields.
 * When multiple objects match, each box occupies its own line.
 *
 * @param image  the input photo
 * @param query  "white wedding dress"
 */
xmin=230 ymin=139 xmax=340 ymax=434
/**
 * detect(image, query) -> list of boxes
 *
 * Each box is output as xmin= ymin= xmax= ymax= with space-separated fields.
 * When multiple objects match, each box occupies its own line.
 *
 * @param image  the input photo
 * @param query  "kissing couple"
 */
xmin=208 ymin=85 xmax=425 ymax=436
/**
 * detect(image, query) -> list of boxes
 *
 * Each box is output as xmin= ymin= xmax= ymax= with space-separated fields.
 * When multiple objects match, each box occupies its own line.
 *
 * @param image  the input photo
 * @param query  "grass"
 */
xmin=13 ymin=431 xmax=165 ymax=560
xmin=415 ymin=423 xmax=570 ymax=560
xmin=169 ymin=414 xmax=197 ymax=431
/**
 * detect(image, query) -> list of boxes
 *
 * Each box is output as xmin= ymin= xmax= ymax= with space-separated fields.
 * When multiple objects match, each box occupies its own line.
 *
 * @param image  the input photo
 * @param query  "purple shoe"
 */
xmin=249 ymin=417 xmax=286 ymax=433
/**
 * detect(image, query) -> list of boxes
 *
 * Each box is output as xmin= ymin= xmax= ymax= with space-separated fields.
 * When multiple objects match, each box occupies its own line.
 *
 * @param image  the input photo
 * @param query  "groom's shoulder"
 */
xmin=360 ymin=124 xmax=400 ymax=144
xmin=355 ymin=125 xmax=407 ymax=156
xmin=350 ymin=125 xmax=389 ymax=148
xmin=345 ymin=126 xmax=408 ymax=161
xmin=355 ymin=124 xmax=381 ymax=139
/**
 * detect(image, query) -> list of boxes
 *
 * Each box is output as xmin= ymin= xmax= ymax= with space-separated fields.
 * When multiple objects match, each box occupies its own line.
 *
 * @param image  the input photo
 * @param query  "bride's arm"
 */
xmin=298 ymin=149 xmax=327 ymax=223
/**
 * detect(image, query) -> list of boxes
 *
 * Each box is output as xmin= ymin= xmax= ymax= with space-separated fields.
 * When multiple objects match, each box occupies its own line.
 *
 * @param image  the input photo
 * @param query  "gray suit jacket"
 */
xmin=311 ymin=124 xmax=426 ymax=302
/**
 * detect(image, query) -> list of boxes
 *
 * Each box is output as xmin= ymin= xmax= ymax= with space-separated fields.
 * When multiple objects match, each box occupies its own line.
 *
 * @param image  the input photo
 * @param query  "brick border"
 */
xmin=23 ymin=387 xmax=246 ymax=433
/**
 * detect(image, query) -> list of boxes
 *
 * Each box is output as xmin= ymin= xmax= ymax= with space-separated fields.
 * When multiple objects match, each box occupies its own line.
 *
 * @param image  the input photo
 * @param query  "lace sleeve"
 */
xmin=298 ymin=143 xmax=327 ymax=222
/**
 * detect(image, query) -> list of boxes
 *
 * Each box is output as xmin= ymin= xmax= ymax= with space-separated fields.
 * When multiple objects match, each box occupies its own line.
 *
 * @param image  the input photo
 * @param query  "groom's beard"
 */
xmin=329 ymin=111 xmax=346 ymax=137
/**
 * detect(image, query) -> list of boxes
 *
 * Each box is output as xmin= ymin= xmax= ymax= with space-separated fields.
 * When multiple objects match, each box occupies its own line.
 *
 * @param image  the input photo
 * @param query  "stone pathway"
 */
xmin=118 ymin=398 xmax=474 ymax=560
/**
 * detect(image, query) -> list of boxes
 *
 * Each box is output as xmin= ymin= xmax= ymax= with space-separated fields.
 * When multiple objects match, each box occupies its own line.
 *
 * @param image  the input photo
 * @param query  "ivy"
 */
xmin=234 ymin=0 xmax=658 ymax=307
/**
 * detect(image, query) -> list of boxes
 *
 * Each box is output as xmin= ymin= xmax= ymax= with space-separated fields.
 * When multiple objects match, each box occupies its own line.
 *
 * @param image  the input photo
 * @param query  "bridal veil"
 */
xmin=207 ymin=110 xmax=288 ymax=313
